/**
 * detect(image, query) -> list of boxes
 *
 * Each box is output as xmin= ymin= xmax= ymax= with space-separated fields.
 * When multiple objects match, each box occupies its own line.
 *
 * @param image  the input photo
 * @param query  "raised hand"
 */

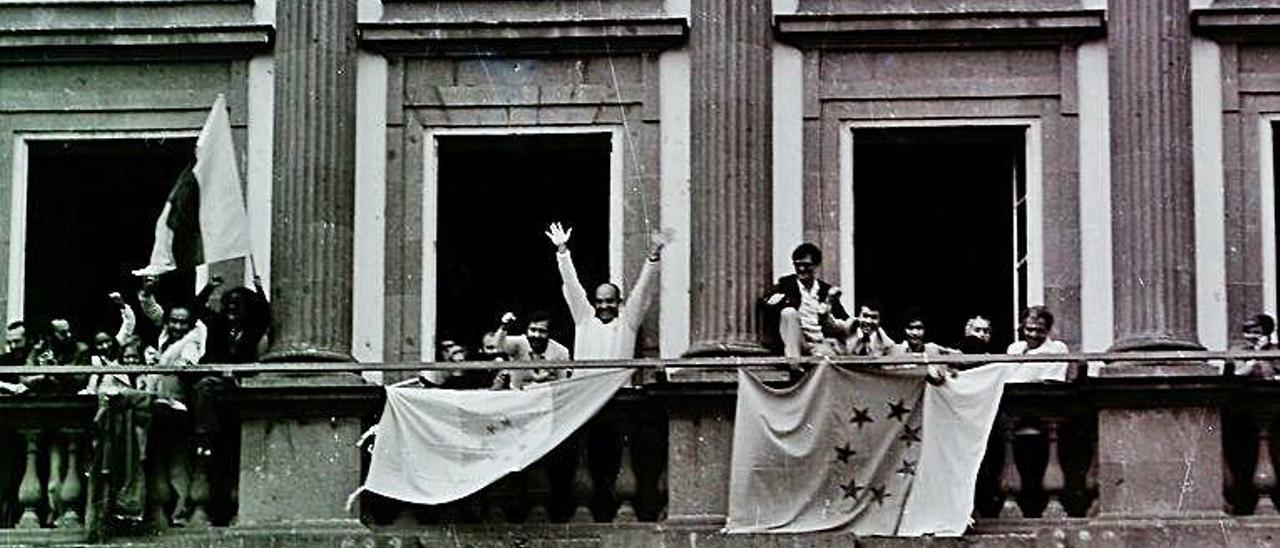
xmin=647 ymin=228 xmax=674 ymax=261
xmin=108 ymin=292 xmax=125 ymax=307
xmin=545 ymin=222 xmax=573 ymax=251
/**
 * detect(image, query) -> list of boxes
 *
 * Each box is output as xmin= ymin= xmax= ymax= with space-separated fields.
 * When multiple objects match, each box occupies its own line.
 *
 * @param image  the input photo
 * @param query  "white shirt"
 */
xmin=795 ymin=279 xmax=824 ymax=343
xmin=556 ymin=250 xmax=659 ymax=360
xmin=1006 ymin=338 xmax=1069 ymax=355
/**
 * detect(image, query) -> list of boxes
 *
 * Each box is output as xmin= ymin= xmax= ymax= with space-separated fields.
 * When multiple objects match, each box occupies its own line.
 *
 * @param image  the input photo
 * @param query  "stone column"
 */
xmin=1093 ymin=1 xmax=1223 ymax=519
xmin=1108 ymin=0 xmax=1200 ymax=351
xmin=685 ymin=0 xmax=773 ymax=356
xmin=262 ymin=0 xmax=359 ymax=362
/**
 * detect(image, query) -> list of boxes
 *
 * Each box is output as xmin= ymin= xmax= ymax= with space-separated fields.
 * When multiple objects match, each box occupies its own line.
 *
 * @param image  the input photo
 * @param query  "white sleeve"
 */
xmin=623 ymin=259 xmax=660 ymax=328
xmin=556 ymin=250 xmax=594 ymax=323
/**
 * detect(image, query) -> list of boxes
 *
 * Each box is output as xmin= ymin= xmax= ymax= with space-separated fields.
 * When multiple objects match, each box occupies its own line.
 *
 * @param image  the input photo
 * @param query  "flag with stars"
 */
xmin=726 ymin=361 xmax=1067 ymax=535
xmin=356 ymin=368 xmax=633 ymax=505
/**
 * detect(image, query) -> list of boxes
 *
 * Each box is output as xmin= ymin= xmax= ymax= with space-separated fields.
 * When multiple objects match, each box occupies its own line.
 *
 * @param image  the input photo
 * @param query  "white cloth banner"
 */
xmin=726 ymin=361 xmax=1066 ymax=536
xmin=358 ymin=368 xmax=632 ymax=505
xmin=899 ymin=361 xmax=1067 ymax=536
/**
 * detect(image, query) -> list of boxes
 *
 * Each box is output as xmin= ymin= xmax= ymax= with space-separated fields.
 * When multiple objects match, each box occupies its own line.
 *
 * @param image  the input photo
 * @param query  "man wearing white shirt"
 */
xmin=544 ymin=222 xmax=663 ymax=360
xmin=1006 ymin=305 xmax=1069 ymax=355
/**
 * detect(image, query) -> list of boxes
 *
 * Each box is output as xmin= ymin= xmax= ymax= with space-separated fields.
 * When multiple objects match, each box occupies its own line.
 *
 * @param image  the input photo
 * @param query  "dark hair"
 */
xmin=902 ymin=306 xmax=927 ymax=327
xmin=6 ymin=320 xmax=24 ymax=331
xmin=527 ymin=310 xmax=552 ymax=325
xmin=1020 ymin=306 xmax=1055 ymax=331
xmin=1253 ymin=314 xmax=1276 ymax=336
xmin=857 ymin=298 xmax=883 ymax=315
xmin=165 ymin=304 xmax=195 ymax=323
xmin=791 ymin=243 xmax=822 ymax=264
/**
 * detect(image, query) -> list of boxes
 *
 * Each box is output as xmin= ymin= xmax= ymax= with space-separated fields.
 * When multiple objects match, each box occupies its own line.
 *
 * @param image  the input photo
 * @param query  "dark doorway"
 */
xmin=852 ymin=127 xmax=1025 ymax=351
xmin=436 ymin=133 xmax=611 ymax=355
xmin=25 ymin=138 xmax=196 ymax=346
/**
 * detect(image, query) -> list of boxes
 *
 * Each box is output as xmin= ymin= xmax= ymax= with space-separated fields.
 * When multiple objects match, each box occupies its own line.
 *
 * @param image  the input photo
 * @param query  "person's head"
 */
xmin=481 ymin=331 xmax=503 ymax=357
xmin=965 ymin=316 xmax=992 ymax=343
xmin=1243 ymin=314 xmax=1276 ymax=349
xmin=438 ymin=340 xmax=467 ymax=362
xmin=165 ymin=306 xmax=195 ymax=339
xmin=120 ymin=337 xmax=144 ymax=365
xmin=525 ymin=310 xmax=552 ymax=354
xmin=6 ymin=320 xmax=27 ymax=355
xmin=902 ymin=309 xmax=927 ymax=349
xmin=1019 ymin=306 xmax=1055 ymax=350
xmin=222 ymin=287 xmax=257 ymax=326
xmin=791 ymin=244 xmax=823 ymax=285
xmin=592 ymin=283 xmax=622 ymax=323
xmin=49 ymin=319 xmax=72 ymax=344
xmin=91 ymin=331 xmax=120 ymax=360
xmin=856 ymin=299 xmax=883 ymax=333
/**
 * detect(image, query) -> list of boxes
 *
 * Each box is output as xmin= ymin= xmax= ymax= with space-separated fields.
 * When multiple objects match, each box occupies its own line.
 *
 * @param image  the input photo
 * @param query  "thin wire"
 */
xmin=593 ymin=0 xmax=653 ymax=236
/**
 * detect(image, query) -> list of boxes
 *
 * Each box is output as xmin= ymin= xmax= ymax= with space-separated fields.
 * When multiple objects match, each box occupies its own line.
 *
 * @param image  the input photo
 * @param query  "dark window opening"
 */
xmin=435 ymin=133 xmax=611 ymax=355
xmin=852 ymin=127 xmax=1026 ymax=351
xmin=25 ymin=138 xmax=196 ymax=345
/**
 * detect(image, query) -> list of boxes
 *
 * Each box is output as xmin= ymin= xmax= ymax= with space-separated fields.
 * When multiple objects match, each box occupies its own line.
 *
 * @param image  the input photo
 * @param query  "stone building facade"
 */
xmin=5 ymin=0 xmax=1280 ymax=545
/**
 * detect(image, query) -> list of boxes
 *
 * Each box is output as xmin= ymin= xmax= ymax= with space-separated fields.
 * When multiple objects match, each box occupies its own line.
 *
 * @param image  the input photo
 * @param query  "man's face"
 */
xmin=50 ymin=320 xmax=72 ymax=343
xmin=224 ymin=293 xmax=247 ymax=324
xmin=593 ymin=284 xmax=621 ymax=323
xmin=966 ymin=318 xmax=992 ymax=343
xmin=793 ymin=256 xmax=818 ymax=285
xmin=445 ymin=345 xmax=467 ymax=362
xmin=526 ymin=320 xmax=551 ymax=353
xmin=6 ymin=326 xmax=27 ymax=354
xmin=1245 ymin=324 xmax=1269 ymax=349
xmin=1021 ymin=317 xmax=1049 ymax=349
xmin=121 ymin=345 xmax=143 ymax=365
xmin=857 ymin=306 xmax=881 ymax=332
xmin=92 ymin=333 xmax=115 ymax=357
xmin=904 ymin=320 xmax=925 ymax=346
xmin=167 ymin=308 xmax=194 ymax=338
xmin=482 ymin=333 xmax=502 ymax=355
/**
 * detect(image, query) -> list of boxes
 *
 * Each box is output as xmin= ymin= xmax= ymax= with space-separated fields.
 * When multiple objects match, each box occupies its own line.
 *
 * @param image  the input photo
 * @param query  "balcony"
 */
xmin=3 ymin=352 xmax=1280 ymax=546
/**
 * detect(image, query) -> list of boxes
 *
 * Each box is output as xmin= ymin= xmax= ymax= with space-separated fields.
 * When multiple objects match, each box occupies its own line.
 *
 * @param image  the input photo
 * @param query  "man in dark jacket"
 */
xmin=760 ymin=243 xmax=848 ymax=357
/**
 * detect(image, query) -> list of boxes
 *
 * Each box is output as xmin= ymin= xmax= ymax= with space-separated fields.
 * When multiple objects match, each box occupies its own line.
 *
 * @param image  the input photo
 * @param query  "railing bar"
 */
xmin=2 ymin=349 xmax=1277 ymax=376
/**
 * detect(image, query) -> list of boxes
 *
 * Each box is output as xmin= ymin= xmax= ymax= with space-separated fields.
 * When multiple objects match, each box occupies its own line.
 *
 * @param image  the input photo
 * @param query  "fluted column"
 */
xmin=1108 ymin=0 xmax=1200 ymax=350
xmin=685 ymin=0 xmax=773 ymax=356
xmin=263 ymin=0 xmax=358 ymax=361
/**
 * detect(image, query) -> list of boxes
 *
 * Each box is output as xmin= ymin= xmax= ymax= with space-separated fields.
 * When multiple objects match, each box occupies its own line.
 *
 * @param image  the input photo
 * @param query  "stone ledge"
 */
xmin=358 ymin=17 xmax=688 ymax=56
xmin=1193 ymin=7 xmax=1280 ymax=42
xmin=775 ymin=9 xmax=1106 ymax=48
xmin=0 ymin=23 xmax=273 ymax=61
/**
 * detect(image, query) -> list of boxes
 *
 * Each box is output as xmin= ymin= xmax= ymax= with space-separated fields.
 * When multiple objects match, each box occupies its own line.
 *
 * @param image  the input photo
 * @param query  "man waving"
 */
xmin=545 ymin=222 xmax=664 ymax=359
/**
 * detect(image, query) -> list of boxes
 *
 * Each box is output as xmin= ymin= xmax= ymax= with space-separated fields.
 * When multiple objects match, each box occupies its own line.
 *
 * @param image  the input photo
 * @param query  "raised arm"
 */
xmin=137 ymin=276 xmax=164 ymax=327
xmin=547 ymin=223 xmax=593 ymax=322
xmin=109 ymin=292 xmax=136 ymax=345
xmin=622 ymin=231 xmax=668 ymax=327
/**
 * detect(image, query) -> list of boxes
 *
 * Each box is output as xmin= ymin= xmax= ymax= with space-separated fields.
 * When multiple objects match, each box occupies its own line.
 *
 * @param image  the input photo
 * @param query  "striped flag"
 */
xmin=134 ymin=94 xmax=249 ymax=276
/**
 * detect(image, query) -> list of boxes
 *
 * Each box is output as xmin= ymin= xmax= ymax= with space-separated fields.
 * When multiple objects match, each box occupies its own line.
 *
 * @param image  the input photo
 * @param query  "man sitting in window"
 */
xmin=761 ymin=243 xmax=848 ymax=358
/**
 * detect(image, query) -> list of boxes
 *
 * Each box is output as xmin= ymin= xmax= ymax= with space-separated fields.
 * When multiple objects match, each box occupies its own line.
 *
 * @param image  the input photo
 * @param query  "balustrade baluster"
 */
xmin=15 ymin=430 xmax=41 ymax=529
xmin=46 ymin=437 xmax=65 ymax=525
xmin=998 ymin=418 xmax=1023 ymax=518
xmin=1041 ymin=418 xmax=1067 ymax=519
xmin=146 ymin=438 xmax=174 ymax=529
xmin=1255 ymin=416 xmax=1276 ymax=514
xmin=55 ymin=432 xmax=83 ymax=528
xmin=631 ymin=419 xmax=666 ymax=522
xmin=187 ymin=454 xmax=211 ymax=528
xmin=614 ymin=429 xmax=638 ymax=523
xmin=570 ymin=442 xmax=594 ymax=523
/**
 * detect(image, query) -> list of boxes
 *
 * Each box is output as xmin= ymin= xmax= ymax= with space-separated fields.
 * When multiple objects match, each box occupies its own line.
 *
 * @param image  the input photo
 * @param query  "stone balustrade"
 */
xmin=3 ymin=353 xmax=1280 ymax=546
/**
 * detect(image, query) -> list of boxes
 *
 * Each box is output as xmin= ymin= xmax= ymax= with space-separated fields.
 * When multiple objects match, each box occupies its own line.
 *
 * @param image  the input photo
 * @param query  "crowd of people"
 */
xmin=0 ymin=274 xmax=269 ymax=526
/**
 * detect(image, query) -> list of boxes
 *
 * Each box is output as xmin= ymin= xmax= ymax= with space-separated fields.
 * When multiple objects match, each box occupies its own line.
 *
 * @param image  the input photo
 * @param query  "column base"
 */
xmin=683 ymin=340 xmax=771 ymax=357
xmin=1109 ymin=336 xmax=1204 ymax=352
xmin=260 ymin=347 xmax=355 ymax=363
